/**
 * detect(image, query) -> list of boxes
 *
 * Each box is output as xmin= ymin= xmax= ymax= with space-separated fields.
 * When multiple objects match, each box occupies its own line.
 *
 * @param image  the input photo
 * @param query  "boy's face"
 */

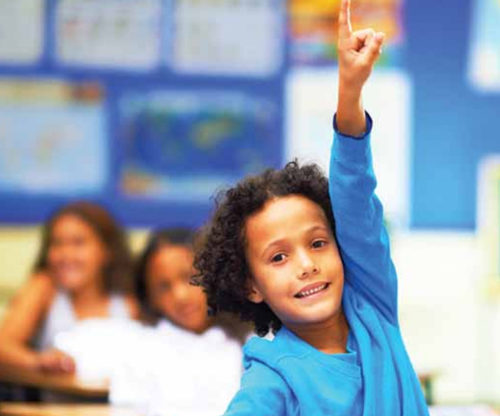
xmin=245 ymin=195 xmax=345 ymax=332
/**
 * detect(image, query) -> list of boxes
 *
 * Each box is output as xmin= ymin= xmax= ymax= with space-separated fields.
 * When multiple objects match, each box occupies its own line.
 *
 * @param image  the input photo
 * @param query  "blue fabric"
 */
xmin=224 ymin=114 xmax=430 ymax=416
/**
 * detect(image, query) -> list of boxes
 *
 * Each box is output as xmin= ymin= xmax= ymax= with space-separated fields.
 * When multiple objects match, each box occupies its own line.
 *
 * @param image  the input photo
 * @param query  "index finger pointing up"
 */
xmin=338 ymin=0 xmax=352 ymax=40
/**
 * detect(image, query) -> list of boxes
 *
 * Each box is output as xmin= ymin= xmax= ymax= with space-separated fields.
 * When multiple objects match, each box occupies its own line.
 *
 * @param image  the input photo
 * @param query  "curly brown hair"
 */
xmin=193 ymin=161 xmax=336 ymax=337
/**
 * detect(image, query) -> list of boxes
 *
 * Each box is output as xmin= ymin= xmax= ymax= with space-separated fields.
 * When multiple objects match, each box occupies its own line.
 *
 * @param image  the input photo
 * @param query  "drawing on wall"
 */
xmin=170 ymin=0 xmax=284 ymax=76
xmin=478 ymin=155 xmax=500 ymax=297
xmin=0 ymin=79 xmax=107 ymax=194
xmin=468 ymin=0 xmax=500 ymax=91
xmin=118 ymin=89 xmax=280 ymax=201
xmin=55 ymin=0 xmax=162 ymax=70
xmin=0 ymin=0 xmax=44 ymax=65
xmin=288 ymin=0 xmax=404 ymax=66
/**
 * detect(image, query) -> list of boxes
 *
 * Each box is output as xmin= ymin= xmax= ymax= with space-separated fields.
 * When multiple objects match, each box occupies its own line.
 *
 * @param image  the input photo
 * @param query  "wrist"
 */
xmin=336 ymin=100 xmax=365 ymax=137
xmin=31 ymin=352 xmax=44 ymax=371
xmin=338 ymin=76 xmax=363 ymax=99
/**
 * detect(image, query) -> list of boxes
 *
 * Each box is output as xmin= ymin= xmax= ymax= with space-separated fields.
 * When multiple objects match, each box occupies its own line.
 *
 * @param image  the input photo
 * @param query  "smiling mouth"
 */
xmin=294 ymin=283 xmax=330 ymax=299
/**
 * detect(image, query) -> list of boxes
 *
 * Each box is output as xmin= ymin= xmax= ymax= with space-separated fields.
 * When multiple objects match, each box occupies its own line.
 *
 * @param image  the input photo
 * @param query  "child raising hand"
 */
xmin=194 ymin=0 xmax=429 ymax=414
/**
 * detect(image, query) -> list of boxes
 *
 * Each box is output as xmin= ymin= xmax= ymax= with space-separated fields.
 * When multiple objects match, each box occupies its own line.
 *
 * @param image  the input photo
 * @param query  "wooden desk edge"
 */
xmin=0 ymin=404 xmax=143 ymax=416
xmin=0 ymin=364 xmax=108 ymax=397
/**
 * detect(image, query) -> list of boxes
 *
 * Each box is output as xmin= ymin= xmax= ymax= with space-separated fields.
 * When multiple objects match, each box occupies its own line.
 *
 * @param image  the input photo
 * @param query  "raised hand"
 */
xmin=338 ymin=0 xmax=385 ymax=91
xmin=336 ymin=0 xmax=385 ymax=136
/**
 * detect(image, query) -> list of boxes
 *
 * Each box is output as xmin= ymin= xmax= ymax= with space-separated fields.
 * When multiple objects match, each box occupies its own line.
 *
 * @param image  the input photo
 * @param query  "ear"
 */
xmin=247 ymin=279 xmax=264 ymax=304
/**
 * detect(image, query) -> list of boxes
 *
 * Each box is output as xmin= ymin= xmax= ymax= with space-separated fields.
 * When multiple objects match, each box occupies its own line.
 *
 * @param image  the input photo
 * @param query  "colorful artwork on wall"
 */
xmin=288 ymin=0 xmax=404 ymax=66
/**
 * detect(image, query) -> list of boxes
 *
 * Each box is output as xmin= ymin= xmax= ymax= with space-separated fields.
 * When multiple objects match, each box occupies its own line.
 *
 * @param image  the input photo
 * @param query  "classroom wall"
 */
xmin=393 ymin=231 xmax=500 ymax=404
xmin=0 ymin=0 xmax=499 ymax=406
xmin=1 ymin=226 xmax=498 ymax=404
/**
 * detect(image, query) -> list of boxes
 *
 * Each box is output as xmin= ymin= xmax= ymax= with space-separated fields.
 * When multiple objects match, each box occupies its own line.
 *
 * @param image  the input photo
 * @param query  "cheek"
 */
xmin=84 ymin=244 xmax=108 ymax=269
xmin=333 ymin=255 xmax=344 ymax=278
xmin=327 ymin=245 xmax=344 ymax=273
xmin=47 ymin=248 xmax=58 ymax=266
xmin=152 ymin=292 xmax=175 ymax=315
xmin=191 ymin=288 xmax=208 ymax=308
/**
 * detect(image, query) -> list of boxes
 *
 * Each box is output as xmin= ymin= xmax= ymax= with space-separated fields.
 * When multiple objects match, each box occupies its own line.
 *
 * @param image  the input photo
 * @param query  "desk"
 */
xmin=418 ymin=372 xmax=436 ymax=405
xmin=0 ymin=364 xmax=108 ymax=398
xmin=0 ymin=404 xmax=143 ymax=416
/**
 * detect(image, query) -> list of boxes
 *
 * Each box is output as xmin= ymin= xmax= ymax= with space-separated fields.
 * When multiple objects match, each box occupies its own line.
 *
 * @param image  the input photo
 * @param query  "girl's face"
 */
xmin=47 ymin=214 xmax=109 ymax=292
xmin=245 ymin=195 xmax=345 ymax=332
xmin=146 ymin=245 xmax=209 ymax=334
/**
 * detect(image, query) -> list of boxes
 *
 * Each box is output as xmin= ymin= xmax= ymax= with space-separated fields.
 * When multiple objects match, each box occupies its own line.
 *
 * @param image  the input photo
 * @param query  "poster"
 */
xmin=118 ymin=89 xmax=280 ymax=201
xmin=0 ymin=79 xmax=107 ymax=194
xmin=477 ymin=155 xmax=500 ymax=296
xmin=55 ymin=0 xmax=162 ymax=71
xmin=286 ymin=68 xmax=412 ymax=227
xmin=468 ymin=0 xmax=500 ymax=91
xmin=288 ymin=0 xmax=404 ymax=66
xmin=0 ymin=0 xmax=44 ymax=65
xmin=170 ymin=0 xmax=284 ymax=76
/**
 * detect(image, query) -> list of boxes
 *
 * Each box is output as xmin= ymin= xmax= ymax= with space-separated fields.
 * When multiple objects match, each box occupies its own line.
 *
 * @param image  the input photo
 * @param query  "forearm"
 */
xmin=336 ymin=82 xmax=366 ymax=137
xmin=0 ymin=341 xmax=39 ymax=371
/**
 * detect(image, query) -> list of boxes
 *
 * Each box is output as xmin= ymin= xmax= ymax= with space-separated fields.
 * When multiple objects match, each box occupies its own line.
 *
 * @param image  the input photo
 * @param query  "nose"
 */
xmin=52 ymin=243 xmax=72 ymax=261
xmin=173 ymin=282 xmax=190 ymax=303
xmin=296 ymin=249 xmax=319 ymax=279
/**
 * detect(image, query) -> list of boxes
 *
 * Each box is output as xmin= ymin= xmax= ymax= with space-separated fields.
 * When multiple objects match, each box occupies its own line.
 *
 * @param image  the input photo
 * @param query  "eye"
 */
xmin=50 ymin=238 xmax=62 ymax=248
xmin=158 ymin=280 xmax=172 ymax=292
xmin=270 ymin=253 xmax=286 ymax=263
xmin=312 ymin=240 xmax=327 ymax=249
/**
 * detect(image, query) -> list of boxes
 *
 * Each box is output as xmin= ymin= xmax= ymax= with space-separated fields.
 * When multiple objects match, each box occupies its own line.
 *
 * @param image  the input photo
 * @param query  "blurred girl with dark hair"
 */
xmin=0 ymin=201 xmax=139 ymax=375
xmin=109 ymin=228 xmax=247 ymax=415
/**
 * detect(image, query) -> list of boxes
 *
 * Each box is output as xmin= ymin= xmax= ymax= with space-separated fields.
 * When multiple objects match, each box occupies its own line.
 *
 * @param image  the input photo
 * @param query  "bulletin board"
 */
xmin=9 ymin=0 xmax=497 ymax=230
xmin=0 ymin=0 xmax=409 ymax=228
xmin=0 ymin=0 xmax=285 ymax=227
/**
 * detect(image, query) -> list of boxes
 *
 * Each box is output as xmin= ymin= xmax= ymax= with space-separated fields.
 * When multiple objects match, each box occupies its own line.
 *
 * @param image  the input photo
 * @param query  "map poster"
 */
xmin=0 ymin=79 xmax=107 ymax=194
xmin=117 ymin=89 xmax=280 ymax=202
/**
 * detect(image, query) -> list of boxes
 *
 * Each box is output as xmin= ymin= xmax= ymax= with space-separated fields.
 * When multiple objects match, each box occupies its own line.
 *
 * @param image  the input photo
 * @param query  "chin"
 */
xmin=185 ymin=319 xmax=208 ymax=334
xmin=57 ymin=276 xmax=86 ymax=292
xmin=301 ymin=303 xmax=343 ymax=325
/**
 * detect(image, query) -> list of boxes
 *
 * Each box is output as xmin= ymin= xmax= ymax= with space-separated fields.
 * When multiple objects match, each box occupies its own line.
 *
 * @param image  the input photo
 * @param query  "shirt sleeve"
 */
xmin=223 ymin=362 xmax=294 ymax=416
xmin=329 ymin=112 xmax=398 ymax=324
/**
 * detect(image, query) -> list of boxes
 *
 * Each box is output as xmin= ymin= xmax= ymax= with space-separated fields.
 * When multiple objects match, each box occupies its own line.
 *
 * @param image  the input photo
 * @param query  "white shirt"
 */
xmin=109 ymin=319 xmax=243 ymax=416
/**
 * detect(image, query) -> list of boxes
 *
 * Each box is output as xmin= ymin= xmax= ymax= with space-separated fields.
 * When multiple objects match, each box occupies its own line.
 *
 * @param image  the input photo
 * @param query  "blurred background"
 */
xmin=0 ymin=0 xmax=499 ymax=408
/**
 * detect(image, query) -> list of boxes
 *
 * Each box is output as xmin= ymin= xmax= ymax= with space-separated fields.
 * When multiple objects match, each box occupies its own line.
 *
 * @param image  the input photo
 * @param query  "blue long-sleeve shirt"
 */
xmin=224 ymin=115 xmax=430 ymax=416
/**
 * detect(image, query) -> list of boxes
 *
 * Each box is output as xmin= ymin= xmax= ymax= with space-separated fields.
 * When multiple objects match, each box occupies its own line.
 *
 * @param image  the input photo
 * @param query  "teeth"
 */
xmin=297 ymin=283 xmax=327 ymax=298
